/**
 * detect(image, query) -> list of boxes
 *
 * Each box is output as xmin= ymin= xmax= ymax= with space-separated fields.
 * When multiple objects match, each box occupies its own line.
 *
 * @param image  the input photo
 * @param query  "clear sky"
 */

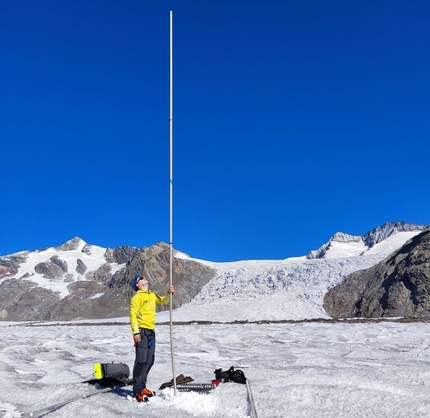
xmin=1 ymin=0 xmax=429 ymax=262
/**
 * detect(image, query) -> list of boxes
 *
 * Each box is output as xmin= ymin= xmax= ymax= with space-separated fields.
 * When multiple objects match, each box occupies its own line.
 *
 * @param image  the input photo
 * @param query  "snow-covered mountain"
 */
xmin=167 ymin=222 xmax=428 ymax=322
xmin=306 ymin=221 xmax=429 ymax=259
xmin=0 ymin=237 xmax=126 ymax=298
xmin=0 ymin=221 xmax=428 ymax=322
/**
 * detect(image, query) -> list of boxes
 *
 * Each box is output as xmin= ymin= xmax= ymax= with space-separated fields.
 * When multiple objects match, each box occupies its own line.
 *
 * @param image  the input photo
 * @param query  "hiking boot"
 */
xmin=142 ymin=388 xmax=154 ymax=397
xmin=135 ymin=388 xmax=154 ymax=402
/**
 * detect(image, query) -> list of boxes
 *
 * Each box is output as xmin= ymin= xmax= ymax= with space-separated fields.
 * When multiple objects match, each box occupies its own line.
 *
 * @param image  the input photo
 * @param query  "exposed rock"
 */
xmin=108 ymin=242 xmax=217 ymax=316
xmin=55 ymin=236 xmax=83 ymax=251
xmin=85 ymin=263 xmax=112 ymax=283
xmin=81 ymin=244 xmax=93 ymax=255
xmin=46 ymin=281 xmax=105 ymax=320
xmin=50 ymin=256 xmax=68 ymax=273
xmin=34 ymin=261 xmax=64 ymax=280
xmin=363 ymin=221 xmax=430 ymax=247
xmin=76 ymin=259 xmax=87 ymax=275
xmin=64 ymin=273 xmax=75 ymax=283
xmin=323 ymin=230 xmax=430 ymax=318
xmin=0 ymin=279 xmax=60 ymax=321
xmin=0 ymin=254 xmax=27 ymax=279
xmin=105 ymin=246 xmax=140 ymax=264
xmin=0 ymin=259 xmax=19 ymax=278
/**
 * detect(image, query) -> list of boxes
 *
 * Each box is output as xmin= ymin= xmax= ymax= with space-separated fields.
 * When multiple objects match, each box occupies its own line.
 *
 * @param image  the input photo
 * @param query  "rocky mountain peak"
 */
xmin=54 ymin=236 xmax=86 ymax=252
xmin=363 ymin=221 xmax=429 ymax=247
xmin=307 ymin=221 xmax=429 ymax=259
xmin=331 ymin=232 xmax=362 ymax=243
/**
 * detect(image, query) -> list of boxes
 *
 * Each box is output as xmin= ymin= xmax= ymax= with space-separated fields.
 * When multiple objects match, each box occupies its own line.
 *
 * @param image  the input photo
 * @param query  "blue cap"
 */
xmin=131 ymin=273 xmax=142 ymax=291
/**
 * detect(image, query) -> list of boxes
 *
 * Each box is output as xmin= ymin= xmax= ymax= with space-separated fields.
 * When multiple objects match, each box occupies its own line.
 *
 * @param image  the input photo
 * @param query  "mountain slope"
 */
xmin=0 ymin=239 xmax=215 ymax=321
xmin=160 ymin=224 xmax=429 ymax=322
xmin=306 ymin=221 xmax=428 ymax=259
xmin=0 ymin=237 xmax=127 ymax=299
xmin=0 ymin=222 xmax=428 ymax=321
xmin=323 ymin=230 xmax=430 ymax=318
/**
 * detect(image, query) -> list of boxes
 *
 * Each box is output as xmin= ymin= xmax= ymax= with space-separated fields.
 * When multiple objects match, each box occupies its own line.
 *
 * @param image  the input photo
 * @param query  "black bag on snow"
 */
xmin=94 ymin=362 xmax=130 ymax=380
xmin=232 ymin=369 xmax=247 ymax=384
xmin=214 ymin=366 xmax=247 ymax=384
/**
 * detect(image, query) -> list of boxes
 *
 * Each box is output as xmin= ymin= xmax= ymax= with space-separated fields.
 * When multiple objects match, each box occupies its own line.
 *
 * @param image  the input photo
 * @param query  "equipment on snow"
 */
xmin=24 ymin=362 xmax=132 ymax=417
xmin=24 ymin=364 xmax=237 ymax=417
xmin=214 ymin=366 xmax=256 ymax=417
xmin=214 ymin=366 xmax=247 ymax=384
xmin=93 ymin=362 xmax=130 ymax=380
xmin=159 ymin=374 xmax=214 ymax=393
xmin=175 ymin=383 xmax=216 ymax=393
xmin=83 ymin=376 xmax=132 ymax=387
xmin=159 ymin=373 xmax=194 ymax=389
xmin=84 ymin=362 xmax=131 ymax=387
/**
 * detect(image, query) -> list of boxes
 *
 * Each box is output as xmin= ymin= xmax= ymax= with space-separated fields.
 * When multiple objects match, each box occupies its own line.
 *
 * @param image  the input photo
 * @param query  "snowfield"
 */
xmin=1 ymin=320 xmax=430 ymax=418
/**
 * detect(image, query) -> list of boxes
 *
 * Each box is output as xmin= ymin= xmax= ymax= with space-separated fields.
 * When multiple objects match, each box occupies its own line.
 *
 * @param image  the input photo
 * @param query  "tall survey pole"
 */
xmin=169 ymin=10 xmax=178 ymax=396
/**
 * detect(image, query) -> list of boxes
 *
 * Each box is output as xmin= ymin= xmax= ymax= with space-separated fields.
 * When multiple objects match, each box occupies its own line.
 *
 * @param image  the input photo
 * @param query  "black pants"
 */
xmin=133 ymin=328 xmax=156 ymax=394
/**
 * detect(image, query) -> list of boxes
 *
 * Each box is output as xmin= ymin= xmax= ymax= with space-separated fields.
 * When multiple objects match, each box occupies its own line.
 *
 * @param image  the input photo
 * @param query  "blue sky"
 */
xmin=1 ymin=0 xmax=429 ymax=261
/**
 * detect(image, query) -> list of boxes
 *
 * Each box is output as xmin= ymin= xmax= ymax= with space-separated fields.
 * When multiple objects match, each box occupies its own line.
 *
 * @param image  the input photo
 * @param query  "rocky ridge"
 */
xmin=323 ymin=230 xmax=430 ymax=318
xmin=307 ymin=221 xmax=429 ymax=259
xmin=1 ymin=221 xmax=430 ymax=322
xmin=0 ymin=238 xmax=216 ymax=321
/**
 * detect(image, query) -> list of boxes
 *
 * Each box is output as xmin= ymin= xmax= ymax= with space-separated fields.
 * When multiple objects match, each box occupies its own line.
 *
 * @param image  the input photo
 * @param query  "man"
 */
xmin=129 ymin=273 xmax=175 ymax=402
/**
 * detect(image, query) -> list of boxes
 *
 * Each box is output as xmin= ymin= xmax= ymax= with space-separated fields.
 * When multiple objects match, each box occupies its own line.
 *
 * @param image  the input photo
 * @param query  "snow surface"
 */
xmin=1 ymin=230 xmax=429 ymax=417
xmin=1 ymin=320 xmax=430 ymax=418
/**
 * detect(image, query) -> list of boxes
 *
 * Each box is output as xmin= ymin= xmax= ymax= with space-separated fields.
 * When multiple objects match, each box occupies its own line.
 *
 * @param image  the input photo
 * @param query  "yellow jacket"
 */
xmin=129 ymin=290 xmax=170 ymax=334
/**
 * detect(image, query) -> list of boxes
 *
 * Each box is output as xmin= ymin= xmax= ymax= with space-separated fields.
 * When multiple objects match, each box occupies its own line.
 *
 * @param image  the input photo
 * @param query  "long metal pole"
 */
xmin=169 ymin=9 xmax=178 ymax=396
xmin=25 ymin=386 xmax=116 ymax=418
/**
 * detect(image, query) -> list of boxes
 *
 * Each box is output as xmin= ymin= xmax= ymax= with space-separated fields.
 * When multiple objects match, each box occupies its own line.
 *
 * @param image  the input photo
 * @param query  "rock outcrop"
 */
xmin=323 ymin=231 xmax=430 ymax=318
xmin=0 ymin=239 xmax=216 ymax=321
xmin=107 ymin=242 xmax=216 ymax=316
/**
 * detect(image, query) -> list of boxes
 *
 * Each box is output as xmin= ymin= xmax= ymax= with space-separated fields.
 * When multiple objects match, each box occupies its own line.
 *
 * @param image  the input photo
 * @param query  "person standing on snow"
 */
xmin=129 ymin=273 xmax=175 ymax=402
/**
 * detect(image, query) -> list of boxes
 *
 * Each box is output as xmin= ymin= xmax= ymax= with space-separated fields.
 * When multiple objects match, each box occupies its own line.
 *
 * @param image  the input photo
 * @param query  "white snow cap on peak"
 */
xmin=307 ymin=221 xmax=429 ymax=260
